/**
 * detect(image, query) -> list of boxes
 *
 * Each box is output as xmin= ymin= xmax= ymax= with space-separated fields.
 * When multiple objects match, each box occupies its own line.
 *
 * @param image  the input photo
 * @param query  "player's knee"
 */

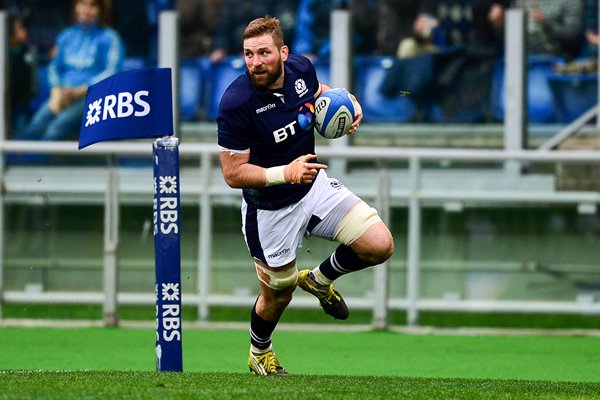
xmin=357 ymin=228 xmax=394 ymax=265
xmin=372 ymin=232 xmax=394 ymax=264
xmin=255 ymin=262 xmax=298 ymax=291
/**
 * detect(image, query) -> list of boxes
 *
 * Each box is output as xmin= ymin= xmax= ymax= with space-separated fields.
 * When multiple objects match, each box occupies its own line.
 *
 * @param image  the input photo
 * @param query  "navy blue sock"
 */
xmin=249 ymin=297 xmax=279 ymax=351
xmin=318 ymin=244 xmax=372 ymax=281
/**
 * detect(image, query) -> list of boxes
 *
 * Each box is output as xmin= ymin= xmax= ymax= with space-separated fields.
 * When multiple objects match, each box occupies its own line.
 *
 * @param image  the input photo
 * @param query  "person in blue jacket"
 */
xmin=16 ymin=0 xmax=123 ymax=141
xmin=292 ymin=0 xmax=378 ymax=58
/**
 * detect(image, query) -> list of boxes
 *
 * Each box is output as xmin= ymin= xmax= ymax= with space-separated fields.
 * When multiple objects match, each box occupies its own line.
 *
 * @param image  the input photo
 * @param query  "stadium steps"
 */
xmin=3 ymin=160 xmax=561 ymax=207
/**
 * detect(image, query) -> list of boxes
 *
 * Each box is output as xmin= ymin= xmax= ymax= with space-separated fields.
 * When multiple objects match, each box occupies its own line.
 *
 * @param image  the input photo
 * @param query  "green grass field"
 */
xmin=1 ymin=326 xmax=600 ymax=399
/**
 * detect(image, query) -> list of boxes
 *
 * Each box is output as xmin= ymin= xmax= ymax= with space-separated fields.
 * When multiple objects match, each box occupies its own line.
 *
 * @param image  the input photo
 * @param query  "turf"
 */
xmin=1 ymin=327 xmax=600 ymax=383
xmin=2 ymin=371 xmax=600 ymax=400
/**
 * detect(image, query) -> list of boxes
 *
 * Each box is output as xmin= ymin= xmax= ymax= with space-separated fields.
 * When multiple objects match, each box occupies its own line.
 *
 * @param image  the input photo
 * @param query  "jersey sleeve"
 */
xmin=216 ymin=88 xmax=251 ymax=151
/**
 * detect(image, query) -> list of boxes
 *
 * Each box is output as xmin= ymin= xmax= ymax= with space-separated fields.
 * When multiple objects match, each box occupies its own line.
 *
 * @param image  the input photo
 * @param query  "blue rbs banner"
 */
xmin=79 ymin=68 xmax=173 ymax=149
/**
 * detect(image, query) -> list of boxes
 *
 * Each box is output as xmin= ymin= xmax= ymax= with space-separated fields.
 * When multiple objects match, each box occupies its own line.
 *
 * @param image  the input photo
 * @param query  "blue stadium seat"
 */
xmin=528 ymin=57 xmax=558 ymax=123
xmin=548 ymin=73 xmax=597 ymax=123
xmin=490 ymin=57 xmax=504 ymax=121
xmin=204 ymin=56 xmax=246 ymax=121
xmin=353 ymin=56 xmax=416 ymax=123
xmin=179 ymin=57 xmax=207 ymax=121
xmin=491 ymin=55 xmax=559 ymax=123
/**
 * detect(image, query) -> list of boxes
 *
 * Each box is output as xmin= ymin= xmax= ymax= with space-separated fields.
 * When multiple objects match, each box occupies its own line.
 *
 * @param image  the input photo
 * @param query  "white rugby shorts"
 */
xmin=241 ymin=170 xmax=360 ymax=268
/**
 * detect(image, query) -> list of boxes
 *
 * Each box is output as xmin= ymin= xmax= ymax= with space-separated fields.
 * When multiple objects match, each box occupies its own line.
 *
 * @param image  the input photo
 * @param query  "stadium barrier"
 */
xmin=1 ymin=140 xmax=600 ymax=328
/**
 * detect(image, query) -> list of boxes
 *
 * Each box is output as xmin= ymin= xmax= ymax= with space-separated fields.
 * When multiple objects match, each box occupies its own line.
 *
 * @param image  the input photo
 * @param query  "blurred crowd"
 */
xmin=2 ymin=0 xmax=600 ymax=139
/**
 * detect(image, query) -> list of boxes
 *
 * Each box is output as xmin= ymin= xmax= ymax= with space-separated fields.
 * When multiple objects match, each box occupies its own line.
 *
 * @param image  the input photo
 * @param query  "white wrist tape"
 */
xmin=265 ymin=165 xmax=287 ymax=187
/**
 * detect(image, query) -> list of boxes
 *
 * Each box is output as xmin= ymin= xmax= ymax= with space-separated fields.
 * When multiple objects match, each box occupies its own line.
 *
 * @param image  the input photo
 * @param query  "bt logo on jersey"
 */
xmin=272 ymin=121 xmax=298 ymax=143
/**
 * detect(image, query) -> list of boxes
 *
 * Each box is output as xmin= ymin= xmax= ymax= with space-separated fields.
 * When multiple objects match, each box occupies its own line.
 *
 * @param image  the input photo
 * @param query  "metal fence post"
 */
xmin=159 ymin=10 xmax=180 ymax=137
xmin=0 ymin=11 xmax=7 ymax=320
xmin=103 ymin=156 xmax=119 ymax=327
xmin=198 ymin=151 xmax=212 ymax=321
xmin=406 ymin=157 xmax=422 ymax=326
xmin=372 ymin=167 xmax=391 ymax=329
xmin=504 ymin=9 xmax=527 ymax=172
xmin=328 ymin=7 xmax=351 ymax=175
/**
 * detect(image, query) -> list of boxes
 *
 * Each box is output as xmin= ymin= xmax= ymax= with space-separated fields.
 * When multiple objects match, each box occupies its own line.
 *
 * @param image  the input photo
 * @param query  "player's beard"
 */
xmin=249 ymin=56 xmax=283 ymax=89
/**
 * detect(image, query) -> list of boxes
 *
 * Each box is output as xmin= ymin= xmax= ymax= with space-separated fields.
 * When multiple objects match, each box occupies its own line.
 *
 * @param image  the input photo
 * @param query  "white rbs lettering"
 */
xmin=153 ymin=198 xmax=158 ymax=235
xmin=159 ymin=197 xmax=179 ymax=234
xmin=98 ymin=90 xmax=151 ymax=121
xmin=118 ymin=92 xmax=134 ymax=117
xmin=103 ymin=95 xmax=117 ymax=120
xmin=134 ymin=91 xmax=150 ymax=116
xmin=156 ymin=284 xmax=182 ymax=343
xmin=162 ymin=304 xmax=181 ymax=341
xmin=273 ymin=121 xmax=297 ymax=143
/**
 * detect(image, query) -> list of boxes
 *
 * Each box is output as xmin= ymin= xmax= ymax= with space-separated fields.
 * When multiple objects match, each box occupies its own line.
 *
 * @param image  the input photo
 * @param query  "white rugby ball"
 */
xmin=314 ymin=88 xmax=355 ymax=139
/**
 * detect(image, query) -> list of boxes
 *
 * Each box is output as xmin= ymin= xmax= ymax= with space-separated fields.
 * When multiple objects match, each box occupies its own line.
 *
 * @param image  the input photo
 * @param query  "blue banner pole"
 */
xmin=153 ymin=137 xmax=183 ymax=372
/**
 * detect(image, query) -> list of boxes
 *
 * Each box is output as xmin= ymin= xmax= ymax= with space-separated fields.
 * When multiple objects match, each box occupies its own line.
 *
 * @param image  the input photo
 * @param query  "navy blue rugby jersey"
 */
xmin=217 ymin=54 xmax=321 ymax=210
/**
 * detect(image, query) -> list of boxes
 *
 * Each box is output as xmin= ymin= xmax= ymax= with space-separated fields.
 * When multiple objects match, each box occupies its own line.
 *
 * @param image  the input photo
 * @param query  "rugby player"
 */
xmin=217 ymin=16 xmax=394 ymax=376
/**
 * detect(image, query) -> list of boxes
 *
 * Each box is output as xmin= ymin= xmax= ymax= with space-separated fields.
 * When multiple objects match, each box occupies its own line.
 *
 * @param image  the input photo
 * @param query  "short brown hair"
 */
xmin=72 ymin=0 xmax=112 ymax=27
xmin=243 ymin=16 xmax=284 ymax=49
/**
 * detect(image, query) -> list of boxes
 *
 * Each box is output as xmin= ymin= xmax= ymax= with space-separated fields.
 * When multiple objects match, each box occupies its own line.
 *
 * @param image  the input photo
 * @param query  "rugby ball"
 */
xmin=314 ymin=88 xmax=355 ymax=139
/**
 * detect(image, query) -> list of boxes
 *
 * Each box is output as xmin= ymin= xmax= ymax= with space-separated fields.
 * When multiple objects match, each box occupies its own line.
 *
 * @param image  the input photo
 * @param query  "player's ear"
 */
xmin=280 ymin=45 xmax=289 ymax=61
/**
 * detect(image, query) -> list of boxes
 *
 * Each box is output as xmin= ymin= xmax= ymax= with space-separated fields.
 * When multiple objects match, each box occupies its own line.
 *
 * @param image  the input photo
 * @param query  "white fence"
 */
xmin=1 ymin=140 xmax=600 ymax=327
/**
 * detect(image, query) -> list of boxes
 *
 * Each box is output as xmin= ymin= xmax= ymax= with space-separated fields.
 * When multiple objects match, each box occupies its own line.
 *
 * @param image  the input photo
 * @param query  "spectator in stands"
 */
xmin=383 ymin=0 xmax=512 ymax=122
xmin=7 ymin=0 xmax=71 ymax=62
xmin=586 ymin=30 xmax=598 ymax=48
xmin=9 ymin=10 xmax=37 ymax=135
xmin=376 ymin=0 xmax=422 ymax=56
xmin=111 ymin=0 xmax=150 ymax=59
xmin=14 ymin=0 xmax=124 ymax=142
xmin=209 ymin=0 xmax=299 ymax=62
xmin=396 ymin=0 xmax=511 ymax=59
xmin=471 ymin=0 xmax=511 ymax=53
xmin=352 ymin=0 xmax=379 ymax=55
xmin=293 ymin=0 xmax=379 ymax=59
xmin=146 ymin=0 xmax=174 ymax=62
xmin=177 ymin=0 xmax=222 ymax=57
xmin=553 ymin=0 xmax=596 ymax=73
xmin=581 ymin=0 xmax=598 ymax=57
xmin=525 ymin=0 xmax=582 ymax=59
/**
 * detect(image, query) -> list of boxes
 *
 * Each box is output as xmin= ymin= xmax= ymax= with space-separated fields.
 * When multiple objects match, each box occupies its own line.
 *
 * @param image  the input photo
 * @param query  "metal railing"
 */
xmin=1 ymin=140 xmax=600 ymax=327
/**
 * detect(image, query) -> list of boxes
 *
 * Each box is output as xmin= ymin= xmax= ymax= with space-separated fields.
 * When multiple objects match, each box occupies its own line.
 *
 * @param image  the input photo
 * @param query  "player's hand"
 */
xmin=284 ymin=154 xmax=328 ymax=184
xmin=348 ymin=94 xmax=363 ymax=135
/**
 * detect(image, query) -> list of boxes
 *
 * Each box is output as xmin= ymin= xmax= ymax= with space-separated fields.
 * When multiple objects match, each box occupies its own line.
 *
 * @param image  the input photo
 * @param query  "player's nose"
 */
xmin=251 ymin=56 xmax=263 ymax=67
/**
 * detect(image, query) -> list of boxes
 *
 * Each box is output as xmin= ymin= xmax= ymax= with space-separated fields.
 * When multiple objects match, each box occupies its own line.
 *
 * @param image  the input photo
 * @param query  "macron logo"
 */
xmin=85 ymin=90 xmax=151 ymax=127
xmin=256 ymin=103 xmax=276 ymax=114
